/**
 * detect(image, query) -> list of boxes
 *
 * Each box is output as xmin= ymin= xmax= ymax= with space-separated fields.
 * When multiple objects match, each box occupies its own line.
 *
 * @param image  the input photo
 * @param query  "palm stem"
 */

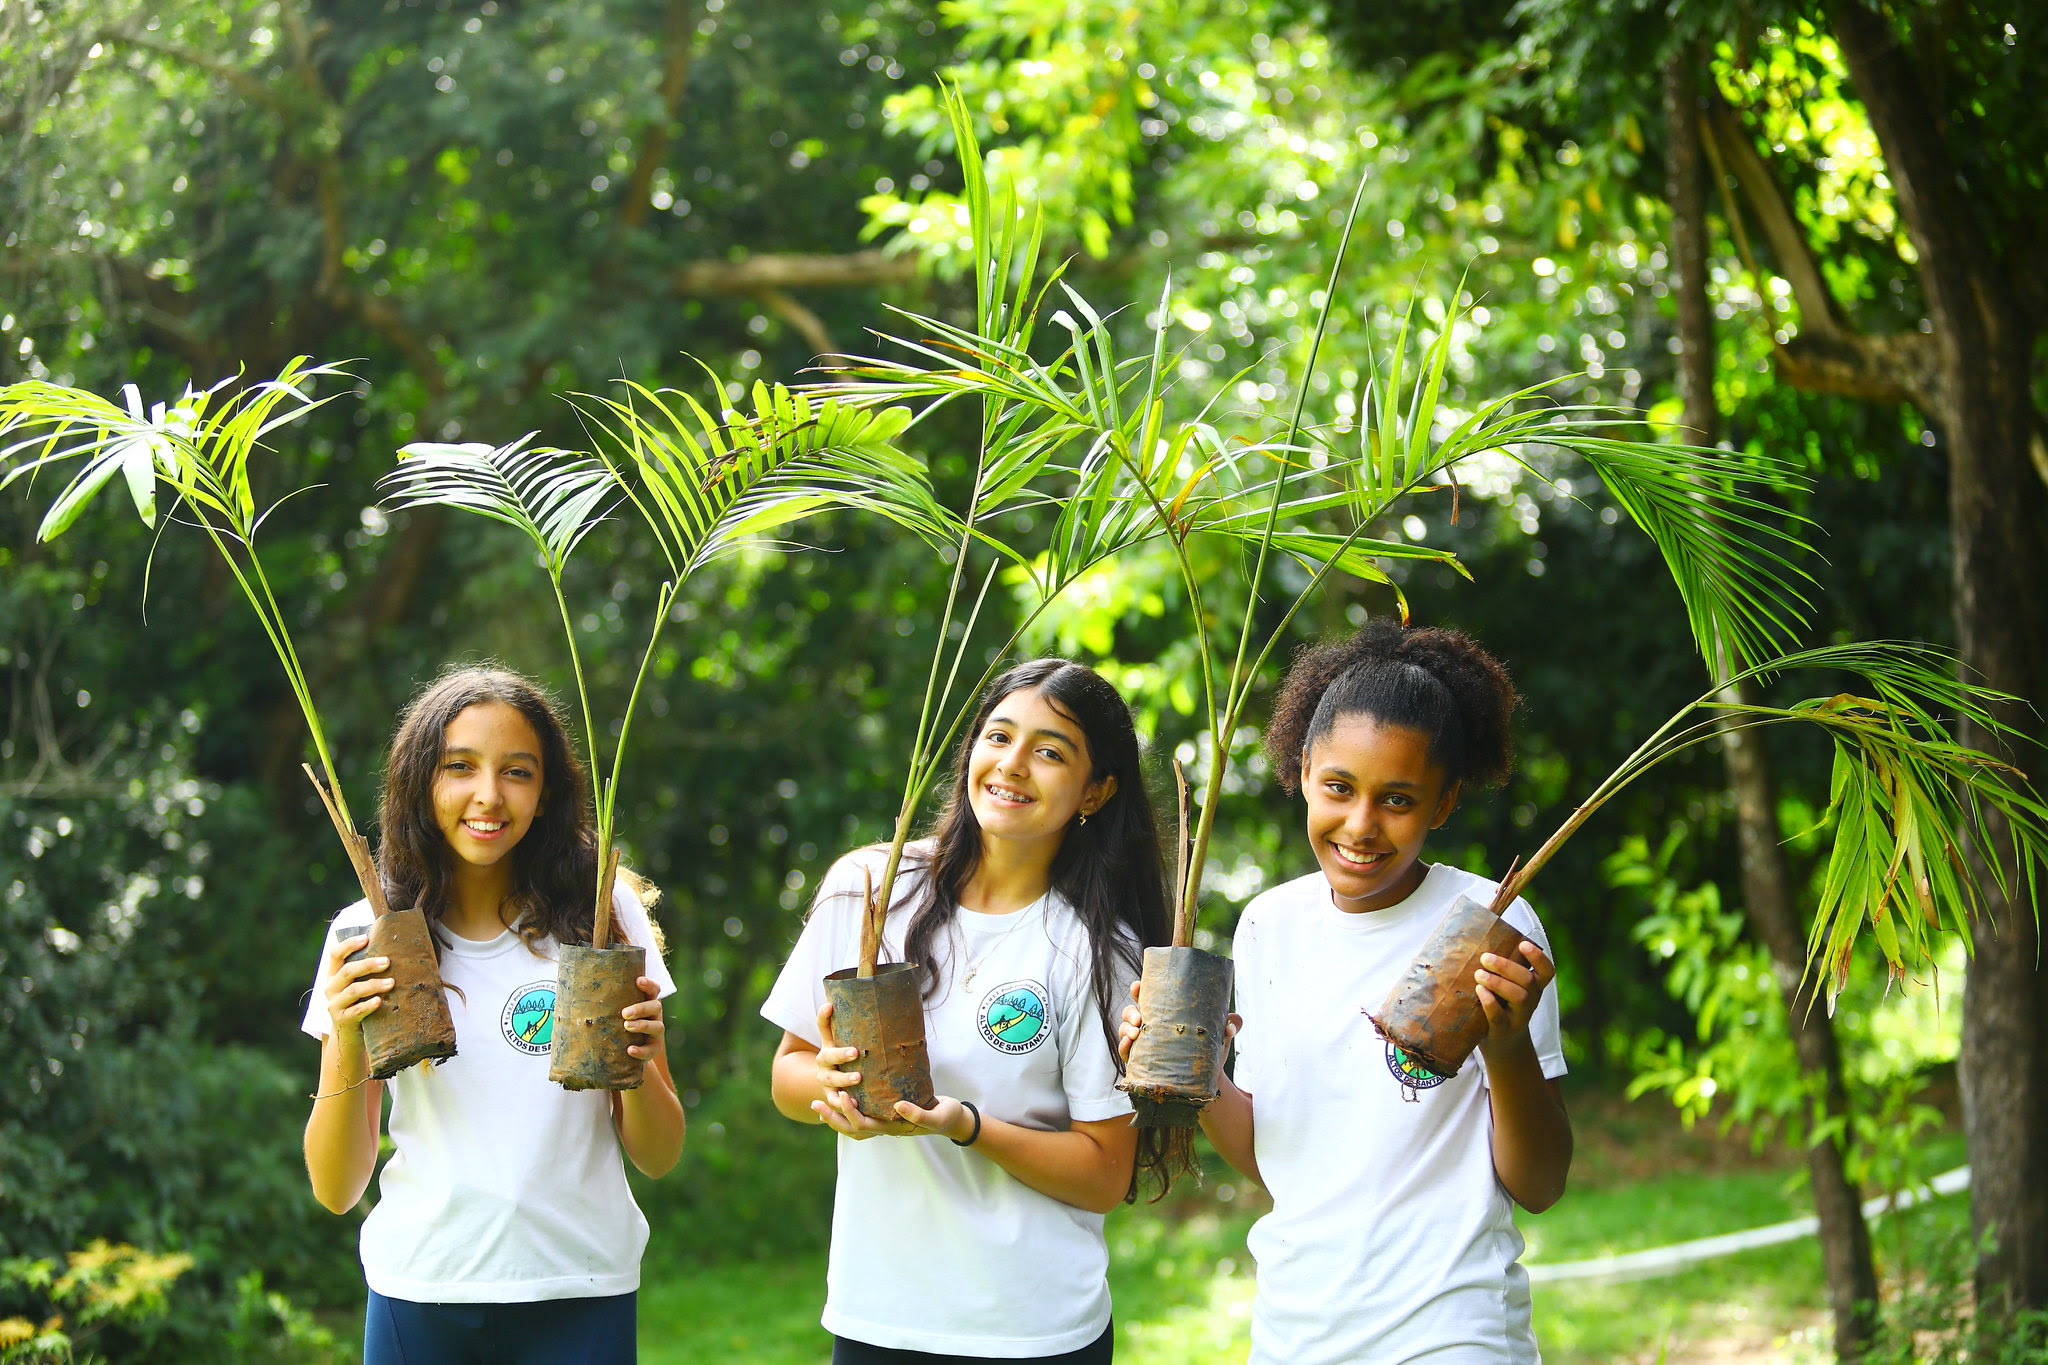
xmin=547 ymin=571 xmax=610 ymax=937
xmin=1177 ymin=168 xmax=1374 ymax=941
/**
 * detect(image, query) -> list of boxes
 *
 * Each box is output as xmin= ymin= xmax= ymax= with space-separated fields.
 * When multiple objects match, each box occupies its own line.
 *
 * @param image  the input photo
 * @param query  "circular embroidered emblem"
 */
xmin=977 ymin=981 xmax=1050 ymax=1054
xmin=1385 ymin=1041 xmax=1451 ymax=1092
xmin=502 ymin=981 xmax=557 ymax=1055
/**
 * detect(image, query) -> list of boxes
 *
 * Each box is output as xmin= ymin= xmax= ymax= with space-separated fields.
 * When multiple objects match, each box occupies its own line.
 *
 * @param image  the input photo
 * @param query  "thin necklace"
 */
xmin=959 ymin=900 xmax=1037 ymax=989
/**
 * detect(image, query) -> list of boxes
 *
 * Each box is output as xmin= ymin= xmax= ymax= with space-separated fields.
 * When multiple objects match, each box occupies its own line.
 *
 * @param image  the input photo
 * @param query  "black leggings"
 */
xmin=831 ymin=1321 xmax=1113 ymax=1365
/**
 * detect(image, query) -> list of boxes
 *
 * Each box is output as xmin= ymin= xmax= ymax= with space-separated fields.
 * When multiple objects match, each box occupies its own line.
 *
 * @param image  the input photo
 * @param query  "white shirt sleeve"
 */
xmin=612 ymin=878 xmax=677 ymax=1000
xmin=301 ymin=901 xmax=376 ymax=1040
xmin=1225 ymin=902 xmax=1264 ymax=1095
xmin=1054 ymin=930 xmax=1136 ymax=1124
xmin=760 ymin=851 xmax=870 ymax=1046
xmin=1492 ymin=896 xmax=1567 ymax=1081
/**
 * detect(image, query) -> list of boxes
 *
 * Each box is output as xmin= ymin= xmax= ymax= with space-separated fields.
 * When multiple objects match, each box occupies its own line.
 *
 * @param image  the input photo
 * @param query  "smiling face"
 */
xmin=432 ymin=701 xmax=546 ymax=877
xmin=965 ymin=686 xmax=1117 ymax=851
xmin=1301 ymin=714 xmax=1459 ymax=913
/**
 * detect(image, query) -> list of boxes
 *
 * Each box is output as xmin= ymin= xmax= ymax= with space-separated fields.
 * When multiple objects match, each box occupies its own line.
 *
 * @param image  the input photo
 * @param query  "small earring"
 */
xmin=1077 ymin=811 xmax=1090 ymax=827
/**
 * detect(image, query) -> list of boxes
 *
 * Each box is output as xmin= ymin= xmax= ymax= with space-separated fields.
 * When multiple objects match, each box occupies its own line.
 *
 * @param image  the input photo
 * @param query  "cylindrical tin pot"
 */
xmin=352 ymin=908 xmax=459 ymax=1080
xmin=549 ymin=943 xmax=648 ymax=1091
xmin=1366 ymin=895 xmax=1528 ymax=1079
xmin=822 ymin=961 xmax=935 ymax=1129
xmin=1118 ymin=945 xmax=1234 ymax=1129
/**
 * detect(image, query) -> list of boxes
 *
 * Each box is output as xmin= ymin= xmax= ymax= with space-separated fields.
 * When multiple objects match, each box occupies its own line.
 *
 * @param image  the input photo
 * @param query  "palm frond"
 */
xmin=1495 ymin=639 xmax=2048 ymax=1003
xmin=2 ymin=358 xmax=351 ymax=542
xmin=577 ymin=376 xmax=946 ymax=577
xmin=382 ymin=434 xmax=620 ymax=574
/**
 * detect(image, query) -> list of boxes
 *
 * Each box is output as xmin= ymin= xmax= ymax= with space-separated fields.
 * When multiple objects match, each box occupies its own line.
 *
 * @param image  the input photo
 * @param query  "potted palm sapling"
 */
xmin=382 ymin=373 xmax=945 ymax=1089
xmin=1368 ymin=639 xmax=2048 ymax=1081
xmin=0 ymin=359 xmax=458 ymax=1077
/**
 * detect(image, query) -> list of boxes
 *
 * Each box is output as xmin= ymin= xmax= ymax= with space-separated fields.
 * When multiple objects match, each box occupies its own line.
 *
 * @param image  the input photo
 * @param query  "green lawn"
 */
xmin=640 ymin=1127 xmax=1972 ymax=1365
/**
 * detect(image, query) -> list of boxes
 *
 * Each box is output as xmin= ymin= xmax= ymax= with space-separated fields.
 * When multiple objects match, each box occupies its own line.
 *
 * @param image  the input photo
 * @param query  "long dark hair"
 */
xmin=377 ymin=665 xmax=600 ymax=951
xmin=901 ymin=657 xmax=1178 ymax=1197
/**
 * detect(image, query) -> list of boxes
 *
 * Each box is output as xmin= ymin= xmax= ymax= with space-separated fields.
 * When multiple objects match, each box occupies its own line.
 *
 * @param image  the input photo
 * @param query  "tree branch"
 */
xmin=622 ymin=0 xmax=700 ymax=231
xmin=97 ymin=27 xmax=291 ymax=115
xmin=670 ymin=250 xmax=920 ymax=295
xmin=1702 ymin=89 xmax=1941 ymax=411
xmin=1704 ymin=97 xmax=1848 ymax=339
xmin=755 ymin=287 xmax=836 ymax=360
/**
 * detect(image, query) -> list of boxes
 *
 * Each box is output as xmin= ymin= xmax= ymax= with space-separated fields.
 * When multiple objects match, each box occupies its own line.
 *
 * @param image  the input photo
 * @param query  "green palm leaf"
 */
xmin=2 ymin=358 xmax=348 ymax=542
xmin=382 ymin=434 xmax=619 ymax=575
xmin=1491 ymin=639 xmax=2048 ymax=1002
xmin=576 ymin=376 xmax=947 ymax=578
xmin=0 ymin=357 xmax=379 ymax=892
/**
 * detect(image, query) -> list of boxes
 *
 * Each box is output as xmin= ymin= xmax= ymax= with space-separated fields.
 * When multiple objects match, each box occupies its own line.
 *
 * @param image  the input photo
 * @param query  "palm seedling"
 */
xmin=1371 ymin=638 xmax=2048 ymax=1082
xmin=0 ymin=359 xmax=460 ymax=1077
xmin=381 ymin=371 xmax=947 ymax=1089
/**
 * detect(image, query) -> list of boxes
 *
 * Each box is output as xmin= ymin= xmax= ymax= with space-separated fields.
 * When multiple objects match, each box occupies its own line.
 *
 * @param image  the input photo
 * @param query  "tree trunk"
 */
xmin=1830 ymin=0 xmax=2048 ymax=1317
xmin=1665 ymin=53 xmax=1878 ymax=1356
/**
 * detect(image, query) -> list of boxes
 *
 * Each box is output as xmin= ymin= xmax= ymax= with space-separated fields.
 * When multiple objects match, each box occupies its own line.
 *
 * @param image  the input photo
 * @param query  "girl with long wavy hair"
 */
xmin=764 ymin=658 xmax=1173 ymax=1363
xmin=303 ymin=666 xmax=683 ymax=1365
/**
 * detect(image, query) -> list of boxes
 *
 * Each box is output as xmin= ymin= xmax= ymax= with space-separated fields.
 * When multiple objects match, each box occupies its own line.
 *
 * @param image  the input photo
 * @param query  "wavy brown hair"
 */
xmin=377 ymin=666 xmax=600 ymax=953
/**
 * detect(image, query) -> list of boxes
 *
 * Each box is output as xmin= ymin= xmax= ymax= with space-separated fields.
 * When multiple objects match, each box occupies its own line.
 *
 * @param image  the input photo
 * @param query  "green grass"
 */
xmin=638 ymin=1124 xmax=1974 ymax=1364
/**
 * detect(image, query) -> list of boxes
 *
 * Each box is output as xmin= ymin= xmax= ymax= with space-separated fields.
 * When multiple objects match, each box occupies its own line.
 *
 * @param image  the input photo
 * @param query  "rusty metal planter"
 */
xmin=1119 ymin=945 xmax=1233 ymax=1128
xmin=351 ymin=908 xmax=458 ymax=1079
xmin=823 ymin=961 xmax=935 ymax=1130
xmin=1366 ymin=896 xmax=1527 ymax=1078
xmin=550 ymin=943 xmax=648 ymax=1091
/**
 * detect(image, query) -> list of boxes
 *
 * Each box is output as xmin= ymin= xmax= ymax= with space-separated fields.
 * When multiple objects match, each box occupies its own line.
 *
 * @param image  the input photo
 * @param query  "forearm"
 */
xmin=971 ymin=1116 xmax=1135 ymax=1214
xmin=613 ymin=1051 xmax=685 ymax=1178
xmin=1482 ymin=1038 xmax=1571 ymax=1212
xmin=771 ymin=1041 xmax=829 ymax=1123
xmin=304 ymin=1035 xmax=381 ymax=1213
xmin=1198 ymin=1076 xmax=1261 ymax=1187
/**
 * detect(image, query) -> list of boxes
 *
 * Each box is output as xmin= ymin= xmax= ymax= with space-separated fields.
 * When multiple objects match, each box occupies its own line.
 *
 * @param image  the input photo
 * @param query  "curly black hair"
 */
xmin=1264 ymin=619 xmax=1518 ymax=794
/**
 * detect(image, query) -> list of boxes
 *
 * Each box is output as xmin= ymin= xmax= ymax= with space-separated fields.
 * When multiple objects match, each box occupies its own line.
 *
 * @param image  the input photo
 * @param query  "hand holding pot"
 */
xmin=810 ymin=1003 xmax=925 ymax=1138
xmin=890 ymin=1096 xmax=975 ymax=1142
xmin=322 ymin=933 xmax=393 ymax=1045
xmin=1117 ymin=979 xmax=1238 ymax=1066
xmin=622 ymin=976 xmax=665 ymax=1062
xmin=1474 ymin=941 xmax=1555 ymax=1058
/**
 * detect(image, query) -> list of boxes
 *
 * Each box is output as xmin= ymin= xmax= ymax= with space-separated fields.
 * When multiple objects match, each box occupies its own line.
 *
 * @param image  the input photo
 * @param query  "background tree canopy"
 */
xmin=3 ymin=0 xmax=2039 ymax=1359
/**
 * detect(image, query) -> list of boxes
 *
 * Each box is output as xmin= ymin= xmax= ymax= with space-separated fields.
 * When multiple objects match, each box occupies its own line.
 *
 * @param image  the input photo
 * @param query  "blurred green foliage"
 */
xmin=1 ymin=0 xmax=2004 ymax=1352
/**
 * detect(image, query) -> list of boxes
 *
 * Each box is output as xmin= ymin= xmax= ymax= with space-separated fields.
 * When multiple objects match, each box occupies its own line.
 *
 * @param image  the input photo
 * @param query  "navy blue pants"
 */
xmin=364 ymin=1289 xmax=636 ymax=1365
xmin=830 ymin=1321 xmax=1113 ymax=1364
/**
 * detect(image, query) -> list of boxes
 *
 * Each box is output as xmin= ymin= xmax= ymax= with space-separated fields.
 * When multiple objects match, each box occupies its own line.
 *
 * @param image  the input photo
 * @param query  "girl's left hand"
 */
xmin=623 ymin=976 xmax=665 ymax=1061
xmin=891 ymin=1096 xmax=975 ymax=1143
xmin=1476 ymin=941 xmax=1554 ymax=1047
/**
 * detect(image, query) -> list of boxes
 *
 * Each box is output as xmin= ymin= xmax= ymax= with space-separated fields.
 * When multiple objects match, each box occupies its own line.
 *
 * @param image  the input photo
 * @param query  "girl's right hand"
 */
xmin=810 ymin=1003 xmax=924 ymax=1138
xmin=811 ymin=1003 xmax=864 ymax=1094
xmin=1116 ymin=980 xmax=1144 ymax=1063
xmin=322 ymin=934 xmax=393 ymax=1045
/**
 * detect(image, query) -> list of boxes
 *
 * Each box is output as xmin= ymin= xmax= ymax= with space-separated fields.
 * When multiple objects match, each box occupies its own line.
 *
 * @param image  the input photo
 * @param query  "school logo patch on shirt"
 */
xmin=502 ymin=981 xmax=556 ymax=1054
xmin=977 ymin=981 xmax=1050 ymax=1055
xmin=1385 ymin=1041 xmax=1451 ymax=1097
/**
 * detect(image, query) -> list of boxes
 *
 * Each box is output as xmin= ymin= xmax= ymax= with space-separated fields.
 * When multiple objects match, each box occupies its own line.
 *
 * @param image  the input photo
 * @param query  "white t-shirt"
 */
xmin=302 ymin=882 xmax=677 ymax=1304
xmin=760 ymin=845 xmax=1137 ymax=1357
xmin=1233 ymin=862 xmax=1567 ymax=1365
